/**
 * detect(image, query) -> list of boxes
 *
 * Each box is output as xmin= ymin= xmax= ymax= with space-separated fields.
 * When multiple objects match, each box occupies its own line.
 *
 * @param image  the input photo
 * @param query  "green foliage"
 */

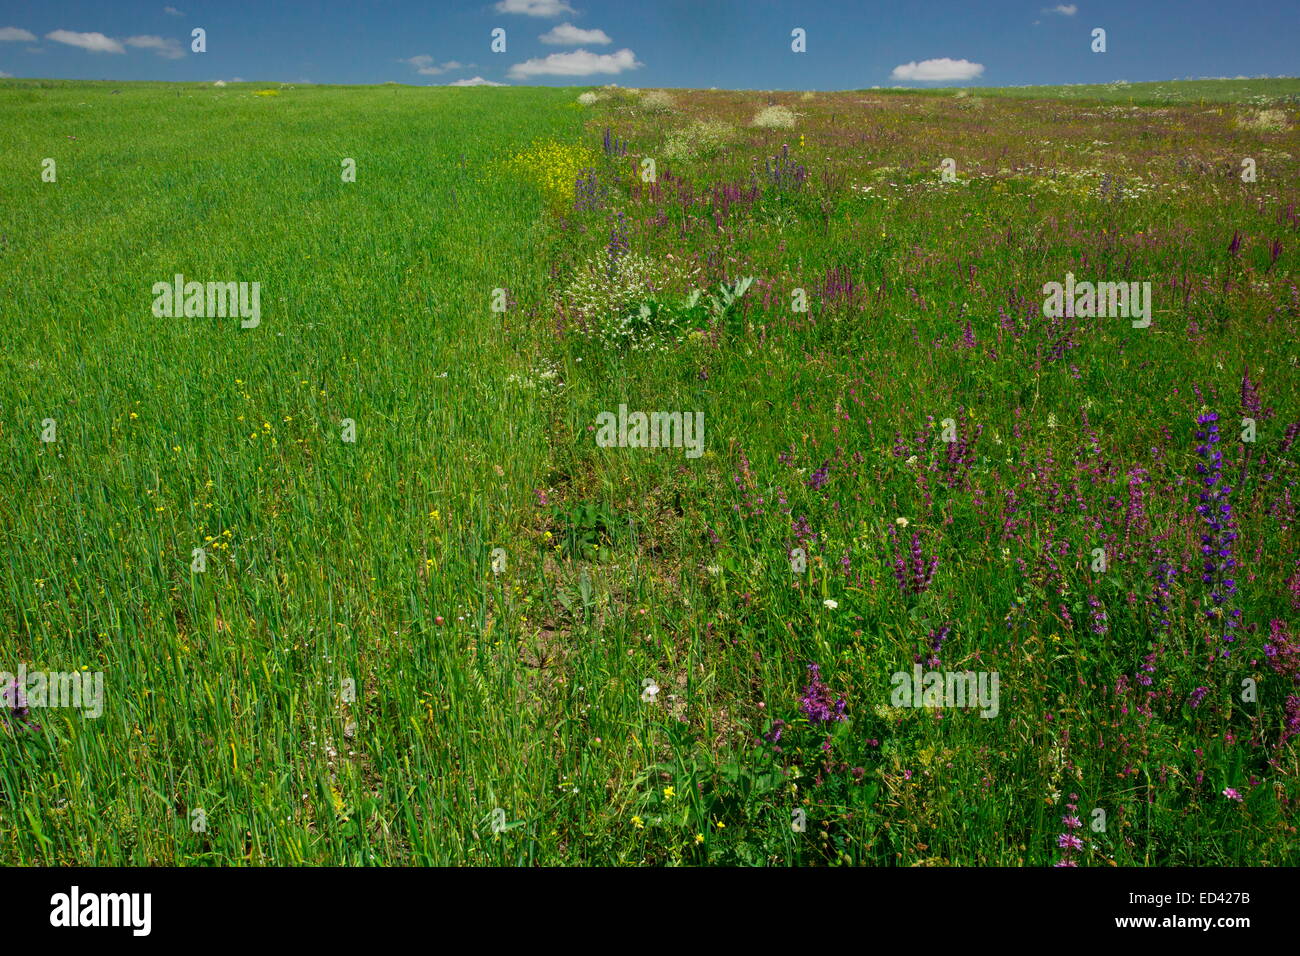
xmin=547 ymin=501 xmax=634 ymax=562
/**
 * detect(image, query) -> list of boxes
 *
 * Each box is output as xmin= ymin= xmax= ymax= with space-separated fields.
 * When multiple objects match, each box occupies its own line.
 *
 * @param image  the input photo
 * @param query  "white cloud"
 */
xmin=890 ymin=57 xmax=984 ymax=82
xmin=0 ymin=70 xmax=11 ymax=77
xmin=448 ymin=76 xmax=507 ymax=86
xmin=494 ymin=0 xmax=576 ymax=17
xmin=126 ymin=35 xmax=185 ymax=59
xmin=164 ymin=6 xmax=184 ymax=14
xmin=0 ymin=27 xmax=37 ymax=42
xmin=507 ymin=47 xmax=641 ymax=79
xmin=539 ymin=23 xmax=611 ymax=45
xmin=402 ymin=54 xmax=466 ymax=75
xmin=1044 ymin=4 xmax=1078 ymax=14
xmin=47 ymin=30 xmax=125 ymax=53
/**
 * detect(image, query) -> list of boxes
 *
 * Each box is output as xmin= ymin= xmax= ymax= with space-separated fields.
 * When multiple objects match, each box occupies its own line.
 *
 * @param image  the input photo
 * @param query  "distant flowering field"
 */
xmin=548 ymin=82 xmax=1298 ymax=865
xmin=1 ymin=77 xmax=1297 ymax=866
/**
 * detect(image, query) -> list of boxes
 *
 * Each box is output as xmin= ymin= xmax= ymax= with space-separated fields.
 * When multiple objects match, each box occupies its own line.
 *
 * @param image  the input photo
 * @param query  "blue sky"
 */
xmin=0 ymin=0 xmax=1295 ymax=89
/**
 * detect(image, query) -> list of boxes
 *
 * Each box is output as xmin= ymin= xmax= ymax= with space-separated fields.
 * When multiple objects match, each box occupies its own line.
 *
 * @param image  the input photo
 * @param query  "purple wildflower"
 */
xmin=1 ymin=677 xmax=36 ymax=733
xmin=1052 ymin=794 xmax=1085 ymax=866
xmin=799 ymin=664 xmax=847 ymax=724
xmin=1241 ymin=366 xmax=1261 ymax=417
xmin=1264 ymin=620 xmax=1300 ymax=685
xmin=601 ymin=127 xmax=628 ymax=157
xmin=1283 ymin=696 xmax=1300 ymax=746
xmin=915 ymin=623 xmax=951 ymax=668
xmin=574 ymin=167 xmax=608 ymax=212
xmin=1194 ymin=412 xmax=1241 ymax=652
xmin=1087 ymin=594 xmax=1108 ymax=635
xmin=764 ymin=143 xmax=807 ymax=190
xmin=1267 ymin=238 xmax=1282 ymax=272
xmin=820 ymin=266 xmax=857 ymax=309
xmin=762 ymin=718 xmax=787 ymax=745
xmin=606 ymin=210 xmax=629 ymax=278
xmin=891 ymin=528 xmax=938 ymax=597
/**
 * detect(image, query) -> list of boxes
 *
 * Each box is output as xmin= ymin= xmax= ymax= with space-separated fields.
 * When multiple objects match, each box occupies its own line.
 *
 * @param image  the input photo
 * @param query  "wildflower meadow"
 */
xmin=2 ymin=72 xmax=1298 ymax=872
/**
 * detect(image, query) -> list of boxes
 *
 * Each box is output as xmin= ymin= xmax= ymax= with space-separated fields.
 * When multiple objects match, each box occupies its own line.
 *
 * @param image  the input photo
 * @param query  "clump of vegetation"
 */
xmin=505 ymin=138 xmax=601 ymax=207
xmin=1237 ymin=108 xmax=1291 ymax=132
xmin=547 ymin=501 xmax=635 ymax=562
xmin=563 ymin=245 xmax=757 ymax=351
xmin=563 ymin=252 xmax=663 ymax=338
xmin=662 ymin=119 xmax=737 ymax=162
xmin=752 ymin=104 xmax=797 ymax=128
xmin=640 ymin=90 xmax=676 ymax=114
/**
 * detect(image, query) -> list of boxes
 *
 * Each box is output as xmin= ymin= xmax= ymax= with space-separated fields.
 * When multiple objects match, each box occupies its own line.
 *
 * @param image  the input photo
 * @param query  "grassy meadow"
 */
xmin=959 ymin=76 xmax=1300 ymax=105
xmin=1 ymin=78 xmax=1297 ymax=866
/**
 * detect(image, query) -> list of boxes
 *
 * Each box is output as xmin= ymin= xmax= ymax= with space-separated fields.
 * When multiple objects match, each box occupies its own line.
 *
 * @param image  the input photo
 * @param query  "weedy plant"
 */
xmin=547 ymin=501 xmax=635 ymax=562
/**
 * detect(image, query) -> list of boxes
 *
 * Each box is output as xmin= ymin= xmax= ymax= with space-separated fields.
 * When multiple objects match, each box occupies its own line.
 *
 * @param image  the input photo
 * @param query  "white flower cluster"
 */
xmin=1237 ymin=108 xmax=1290 ymax=132
xmin=506 ymin=360 xmax=563 ymax=394
xmin=563 ymin=252 xmax=675 ymax=351
xmin=752 ymin=105 xmax=798 ymax=129
xmin=662 ymin=120 xmax=736 ymax=163
xmin=640 ymin=90 xmax=676 ymax=113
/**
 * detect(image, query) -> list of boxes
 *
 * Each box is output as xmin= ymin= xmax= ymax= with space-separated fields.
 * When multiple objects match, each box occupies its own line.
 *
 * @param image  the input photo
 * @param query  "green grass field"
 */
xmin=1 ymin=78 xmax=1297 ymax=865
